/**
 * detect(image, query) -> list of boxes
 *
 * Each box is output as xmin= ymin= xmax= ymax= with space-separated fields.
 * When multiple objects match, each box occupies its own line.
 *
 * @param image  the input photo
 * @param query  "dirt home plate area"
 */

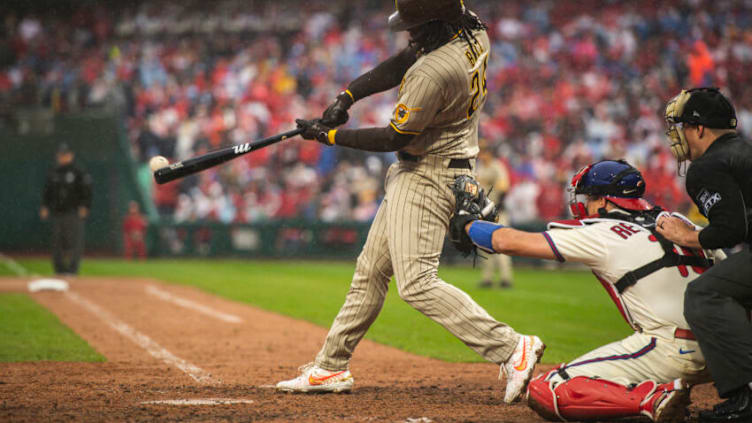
xmin=0 ymin=277 xmax=720 ymax=422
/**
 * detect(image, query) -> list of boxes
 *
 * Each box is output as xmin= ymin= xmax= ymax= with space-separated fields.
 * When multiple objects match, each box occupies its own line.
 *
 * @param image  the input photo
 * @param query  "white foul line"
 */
xmin=0 ymin=253 xmax=29 ymax=276
xmin=65 ymin=291 xmax=220 ymax=385
xmin=145 ymin=285 xmax=243 ymax=324
xmin=142 ymin=398 xmax=254 ymax=405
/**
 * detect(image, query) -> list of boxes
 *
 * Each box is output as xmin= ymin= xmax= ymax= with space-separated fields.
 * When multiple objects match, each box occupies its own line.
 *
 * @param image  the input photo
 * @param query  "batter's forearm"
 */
xmin=347 ymin=46 xmax=418 ymax=101
xmin=333 ymin=127 xmax=413 ymax=152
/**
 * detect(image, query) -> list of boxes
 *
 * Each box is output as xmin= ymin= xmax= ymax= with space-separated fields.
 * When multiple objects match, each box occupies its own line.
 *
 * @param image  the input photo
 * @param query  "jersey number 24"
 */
xmin=467 ymin=56 xmax=488 ymax=119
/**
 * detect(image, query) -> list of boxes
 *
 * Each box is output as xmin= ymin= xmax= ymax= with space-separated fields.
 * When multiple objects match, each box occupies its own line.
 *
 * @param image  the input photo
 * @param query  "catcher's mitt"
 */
xmin=449 ymin=175 xmax=499 ymax=256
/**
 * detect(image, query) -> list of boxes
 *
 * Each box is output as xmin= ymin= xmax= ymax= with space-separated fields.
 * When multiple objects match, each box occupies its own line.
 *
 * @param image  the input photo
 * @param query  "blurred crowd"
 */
xmin=3 ymin=0 xmax=752 ymax=224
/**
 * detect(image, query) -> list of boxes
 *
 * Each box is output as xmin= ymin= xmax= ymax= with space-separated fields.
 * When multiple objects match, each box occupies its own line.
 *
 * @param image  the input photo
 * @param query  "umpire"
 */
xmin=658 ymin=87 xmax=752 ymax=422
xmin=39 ymin=143 xmax=92 ymax=276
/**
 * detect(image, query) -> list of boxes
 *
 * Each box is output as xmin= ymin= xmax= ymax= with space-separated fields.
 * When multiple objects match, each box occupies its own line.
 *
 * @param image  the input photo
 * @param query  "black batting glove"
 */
xmin=296 ymin=119 xmax=334 ymax=146
xmin=321 ymin=91 xmax=354 ymax=127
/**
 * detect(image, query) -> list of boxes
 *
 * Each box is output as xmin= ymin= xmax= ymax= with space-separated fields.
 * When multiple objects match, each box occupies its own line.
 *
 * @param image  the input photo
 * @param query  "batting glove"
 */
xmin=296 ymin=119 xmax=335 ymax=146
xmin=321 ymin=91 xmax=354 ymax=127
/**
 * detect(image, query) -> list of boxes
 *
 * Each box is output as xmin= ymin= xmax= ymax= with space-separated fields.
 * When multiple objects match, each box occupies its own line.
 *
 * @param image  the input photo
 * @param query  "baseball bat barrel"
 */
xmin=153 ymin=128 xmax=304 ymax=184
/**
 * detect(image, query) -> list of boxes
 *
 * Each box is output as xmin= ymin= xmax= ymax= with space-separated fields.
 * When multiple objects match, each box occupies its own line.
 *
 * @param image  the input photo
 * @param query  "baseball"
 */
xmin=149 ymin=155 xmax=169 ymax=172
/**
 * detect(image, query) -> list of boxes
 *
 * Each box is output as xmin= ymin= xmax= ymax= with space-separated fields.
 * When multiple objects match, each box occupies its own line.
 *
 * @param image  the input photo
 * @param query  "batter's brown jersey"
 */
xmin=391 ymin=29 xmax=490 ymax=159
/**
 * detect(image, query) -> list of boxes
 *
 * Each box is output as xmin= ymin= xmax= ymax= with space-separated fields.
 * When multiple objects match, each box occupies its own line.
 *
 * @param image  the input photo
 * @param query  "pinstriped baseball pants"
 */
xmin=315 ymin=158 xmax=520 ymax=371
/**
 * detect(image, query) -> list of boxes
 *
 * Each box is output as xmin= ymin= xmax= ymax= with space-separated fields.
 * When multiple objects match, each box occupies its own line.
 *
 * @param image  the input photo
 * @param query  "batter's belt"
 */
xmin=398 ymin=151 xmax=473 ymax=169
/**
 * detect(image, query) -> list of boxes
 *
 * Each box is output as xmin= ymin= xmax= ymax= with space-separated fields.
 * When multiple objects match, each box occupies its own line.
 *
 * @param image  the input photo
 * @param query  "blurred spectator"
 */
xmin=122 ymin=201 xmax=148 ymax=260
xmin=10 ymin=0 xmax=752 ymax=223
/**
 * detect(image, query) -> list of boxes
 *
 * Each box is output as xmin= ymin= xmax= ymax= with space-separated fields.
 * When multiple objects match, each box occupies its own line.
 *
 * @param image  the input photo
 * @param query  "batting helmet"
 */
xmin=664 ymin=87 xmax=737 ymax=162
xmin=388 ymin=0 xmax=466 ymax=32
xmin=568 ymin=160 xmax=652 ymax=219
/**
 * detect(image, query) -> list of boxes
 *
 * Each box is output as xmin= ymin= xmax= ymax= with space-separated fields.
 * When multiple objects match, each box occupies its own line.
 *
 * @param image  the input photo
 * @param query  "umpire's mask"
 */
xmin=664 ymin=87 xmax=738 ymax=163
xmin=664 ymin=90 xmax=692 ymax=163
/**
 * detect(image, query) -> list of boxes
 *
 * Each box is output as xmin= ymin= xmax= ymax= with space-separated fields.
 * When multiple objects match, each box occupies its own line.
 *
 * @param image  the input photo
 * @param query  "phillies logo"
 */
xmin=233 ymin=144 xmax=251 ymax=154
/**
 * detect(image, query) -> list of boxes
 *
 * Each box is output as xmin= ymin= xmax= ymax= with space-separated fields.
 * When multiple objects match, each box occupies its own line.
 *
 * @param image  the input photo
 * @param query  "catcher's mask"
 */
xmin=664 ymin=87 xmax=737 ymax=162
xmin=568 ymin=160 xmax=651 ymax=219
xmin=388 ymin=0 xmax=466 ymax=31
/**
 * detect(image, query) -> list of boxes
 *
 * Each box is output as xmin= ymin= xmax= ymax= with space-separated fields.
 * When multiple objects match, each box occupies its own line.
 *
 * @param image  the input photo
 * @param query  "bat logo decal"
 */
xmin=234 ymin=144 xmax=252 ymax=154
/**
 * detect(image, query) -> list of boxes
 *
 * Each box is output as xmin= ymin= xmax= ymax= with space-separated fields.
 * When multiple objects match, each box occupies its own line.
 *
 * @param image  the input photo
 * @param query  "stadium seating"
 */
xmin=4 ymin=0 xmax=751 ymax=223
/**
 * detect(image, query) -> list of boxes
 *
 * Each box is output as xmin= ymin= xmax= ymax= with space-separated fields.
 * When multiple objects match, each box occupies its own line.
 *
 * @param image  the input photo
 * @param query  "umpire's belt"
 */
xmin=398 ymin=151 xmax=472 ymax=169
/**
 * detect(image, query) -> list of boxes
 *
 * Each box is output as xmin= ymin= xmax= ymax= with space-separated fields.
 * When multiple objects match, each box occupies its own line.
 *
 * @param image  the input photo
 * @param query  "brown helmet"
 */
xmin=388 ymin=0 xmax=466 ymax=32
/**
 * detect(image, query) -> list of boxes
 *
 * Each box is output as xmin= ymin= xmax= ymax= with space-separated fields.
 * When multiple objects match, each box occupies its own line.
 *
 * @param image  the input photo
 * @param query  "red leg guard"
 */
xmin=528 ymin=375 xmax=658 ymax=421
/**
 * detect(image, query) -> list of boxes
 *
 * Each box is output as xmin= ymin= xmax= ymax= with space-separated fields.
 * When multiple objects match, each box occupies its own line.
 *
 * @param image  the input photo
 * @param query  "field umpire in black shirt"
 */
xmin=40 ymin=143 xmax=92 ymax=276
xmin=658 ymin=87 xmax=752 ymax=422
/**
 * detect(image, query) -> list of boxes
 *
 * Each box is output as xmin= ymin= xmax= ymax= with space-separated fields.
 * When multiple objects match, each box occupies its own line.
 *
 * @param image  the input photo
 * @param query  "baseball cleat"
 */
xmin=500 ymin=334 xmax=545 ymax=403
xmin=276 ymin=362 xmax=354 ymax=393
xmin=641 ymin=379 xmax=691 ymax=423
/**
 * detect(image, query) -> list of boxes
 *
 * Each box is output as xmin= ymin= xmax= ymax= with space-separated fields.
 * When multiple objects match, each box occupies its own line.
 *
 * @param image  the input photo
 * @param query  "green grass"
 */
xmin=2 ymin=258 xmax=631 ymax=364
xmin=0 ymin=293 xmax=104 ymax=362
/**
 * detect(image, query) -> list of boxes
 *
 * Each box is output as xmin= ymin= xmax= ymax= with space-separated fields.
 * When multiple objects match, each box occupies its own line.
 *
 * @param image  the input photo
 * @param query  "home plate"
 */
xmin=142 ymin=398 xmax=254 ymax=405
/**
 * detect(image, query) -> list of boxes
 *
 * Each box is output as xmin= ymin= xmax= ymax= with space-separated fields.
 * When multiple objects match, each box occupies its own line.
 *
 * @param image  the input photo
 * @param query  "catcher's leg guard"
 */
xmin=528 ymin=374 xmax=663 ymax=421
xmin=640 ymin=379 xmax=691 ymax=423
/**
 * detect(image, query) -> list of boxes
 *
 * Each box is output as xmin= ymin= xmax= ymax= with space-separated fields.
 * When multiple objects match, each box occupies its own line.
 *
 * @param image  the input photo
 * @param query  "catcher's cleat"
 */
xmin=501 ymin=335 xmax=545 ymax=404
xmin=276 ymin=363 xmax=354 ymax=393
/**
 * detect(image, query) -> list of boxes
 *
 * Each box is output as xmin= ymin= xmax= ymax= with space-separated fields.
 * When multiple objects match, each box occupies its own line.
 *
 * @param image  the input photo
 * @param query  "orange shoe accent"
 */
xmin=308 ymin=370 xmax=347 ymax=386
xmin=513 ymin=337 xmax=528 ymax=371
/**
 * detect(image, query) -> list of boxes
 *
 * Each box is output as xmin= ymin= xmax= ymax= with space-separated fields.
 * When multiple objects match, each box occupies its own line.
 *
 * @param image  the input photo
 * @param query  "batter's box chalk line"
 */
xmin=145 ymin=285 xmax=243 ymax=324
xmin=141 ymin=398 xmax=255 ymax=406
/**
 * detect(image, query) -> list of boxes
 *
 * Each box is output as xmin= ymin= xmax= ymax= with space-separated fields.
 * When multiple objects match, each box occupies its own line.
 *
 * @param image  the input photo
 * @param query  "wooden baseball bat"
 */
xmin=153 ymin=128 xmax=304 ymax=184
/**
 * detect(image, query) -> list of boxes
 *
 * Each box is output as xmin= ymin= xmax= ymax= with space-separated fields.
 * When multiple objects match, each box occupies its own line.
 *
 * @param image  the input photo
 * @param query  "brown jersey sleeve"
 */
xmin=389 ymin=71 xmax=444 ymax=136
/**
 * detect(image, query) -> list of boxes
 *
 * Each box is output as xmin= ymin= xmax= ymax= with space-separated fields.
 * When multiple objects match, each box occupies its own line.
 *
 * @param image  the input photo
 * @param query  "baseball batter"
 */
xmin=277 ymin=0 xmax=545 ymax=403
xmin=450 ymin=160 xmax=725 ymax=423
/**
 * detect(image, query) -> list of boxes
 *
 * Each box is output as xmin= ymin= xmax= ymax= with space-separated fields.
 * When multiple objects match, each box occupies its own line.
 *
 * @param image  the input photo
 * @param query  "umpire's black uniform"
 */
xmin=42 ymin=145 xmax=92 ymax=275
xmin=667 ymin=89 xmax=752 ymax=422
xmin=683 ymin=132 xmax=752 ymax=393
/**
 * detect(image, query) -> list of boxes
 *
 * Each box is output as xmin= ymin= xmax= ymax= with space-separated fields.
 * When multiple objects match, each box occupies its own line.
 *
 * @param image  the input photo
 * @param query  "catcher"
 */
xmin=449 ymin=160 xmax=726 ymax=423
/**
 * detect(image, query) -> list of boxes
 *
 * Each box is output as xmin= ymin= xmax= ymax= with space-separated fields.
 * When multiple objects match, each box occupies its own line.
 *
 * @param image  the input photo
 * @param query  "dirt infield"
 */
xmin=0 ymin=277 xmax=721 ymax=422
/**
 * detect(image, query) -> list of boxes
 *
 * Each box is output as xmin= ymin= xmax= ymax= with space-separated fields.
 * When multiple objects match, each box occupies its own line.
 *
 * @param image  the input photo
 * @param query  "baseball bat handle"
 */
xmin=153 ymin=128 xmax=304 ymax=184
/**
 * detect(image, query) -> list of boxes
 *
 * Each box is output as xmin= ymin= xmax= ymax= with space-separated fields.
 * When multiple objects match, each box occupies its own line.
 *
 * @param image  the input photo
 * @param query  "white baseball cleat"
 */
xmin=276 ymin=362 xmax=354 ymax=393
xmin=500 ymin=334 xmax=546 ymax=403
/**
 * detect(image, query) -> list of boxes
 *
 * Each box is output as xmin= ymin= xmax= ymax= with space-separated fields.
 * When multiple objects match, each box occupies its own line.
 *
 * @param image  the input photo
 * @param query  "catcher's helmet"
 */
xmin=664 ymin=87 xmax=737 ymax=162
xmin=388 ymin=0 xmax=466 ymax=32
xmin=568 ymin=160 xmax=651 ymax=219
